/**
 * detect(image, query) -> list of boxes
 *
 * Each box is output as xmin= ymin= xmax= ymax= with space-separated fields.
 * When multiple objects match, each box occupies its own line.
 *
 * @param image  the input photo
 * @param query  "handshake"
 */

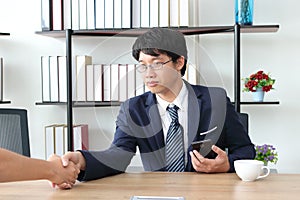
xmin=47 ymin=151 xmax=85 ymax=189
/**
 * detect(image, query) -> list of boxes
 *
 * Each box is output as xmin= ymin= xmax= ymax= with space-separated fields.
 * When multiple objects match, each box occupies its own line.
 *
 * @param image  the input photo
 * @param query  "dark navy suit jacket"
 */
xmin=78 ymin=81 xmax=255 ymax=181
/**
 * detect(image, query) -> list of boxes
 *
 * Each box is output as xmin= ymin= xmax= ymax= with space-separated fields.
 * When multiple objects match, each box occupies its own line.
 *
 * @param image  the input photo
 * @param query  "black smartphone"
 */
xmin=191 ymin=139 xmax=216 ymax=158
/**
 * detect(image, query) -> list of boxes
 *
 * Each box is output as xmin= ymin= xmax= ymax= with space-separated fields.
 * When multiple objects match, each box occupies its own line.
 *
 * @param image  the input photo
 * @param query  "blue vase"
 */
xmin=252 ymin=88 xmax=265 ymax=102
xmin=235 ymin=0 xmax=254 ymax=25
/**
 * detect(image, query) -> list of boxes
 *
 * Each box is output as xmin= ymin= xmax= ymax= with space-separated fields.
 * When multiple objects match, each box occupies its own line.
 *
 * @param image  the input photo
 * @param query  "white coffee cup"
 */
xmin=234 ymin=159 xmax=270 ymax=181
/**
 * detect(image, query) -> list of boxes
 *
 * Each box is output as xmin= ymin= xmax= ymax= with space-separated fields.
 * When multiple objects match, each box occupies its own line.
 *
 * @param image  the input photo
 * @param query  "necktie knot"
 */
xmin=167 ymin=105 xmax=179 ymax=123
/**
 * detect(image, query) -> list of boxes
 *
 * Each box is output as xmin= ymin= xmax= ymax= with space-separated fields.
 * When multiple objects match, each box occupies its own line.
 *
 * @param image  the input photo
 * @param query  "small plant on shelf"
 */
xmin=242 ymin=70 xmax=275 ymax=92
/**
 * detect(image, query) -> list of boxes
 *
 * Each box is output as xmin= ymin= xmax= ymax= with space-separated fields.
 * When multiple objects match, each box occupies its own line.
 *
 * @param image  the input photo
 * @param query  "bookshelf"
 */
xmin=35 ymin=101 xmax=122 ymax=107
xmin=36 ymin=24 xmax=280 ymax=151
xmin=232 ymin=24 xmax=280 ymax=112
xmin=0 ymin=32 xmax=11 ymax=104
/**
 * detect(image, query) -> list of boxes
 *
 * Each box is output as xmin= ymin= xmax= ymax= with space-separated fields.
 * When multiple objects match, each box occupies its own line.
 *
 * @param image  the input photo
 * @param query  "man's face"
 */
xmin=138 ymin=52 xmax=183 ymax=100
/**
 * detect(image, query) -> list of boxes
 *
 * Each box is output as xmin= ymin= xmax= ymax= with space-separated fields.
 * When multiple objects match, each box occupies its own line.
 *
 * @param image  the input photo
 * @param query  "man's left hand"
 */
xmin=189 ymin=145 xmax=230 ymax=173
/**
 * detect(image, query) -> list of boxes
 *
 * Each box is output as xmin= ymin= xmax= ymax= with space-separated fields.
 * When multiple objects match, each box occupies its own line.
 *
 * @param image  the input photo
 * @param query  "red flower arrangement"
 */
xmin=242 ymin=70 xmax=275 ymax=92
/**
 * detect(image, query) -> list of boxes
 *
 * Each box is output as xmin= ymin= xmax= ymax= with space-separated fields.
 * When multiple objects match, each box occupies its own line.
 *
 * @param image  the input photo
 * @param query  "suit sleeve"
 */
xmin=77 ymin=102 xmax=137 ymax=181
xmin=223 ymin=98 xmax=256 ymax=172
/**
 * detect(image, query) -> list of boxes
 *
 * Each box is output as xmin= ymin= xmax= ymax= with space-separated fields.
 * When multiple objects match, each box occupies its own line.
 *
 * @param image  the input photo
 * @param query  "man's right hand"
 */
xmin=61 ymin=151 xmax=86 ymax=171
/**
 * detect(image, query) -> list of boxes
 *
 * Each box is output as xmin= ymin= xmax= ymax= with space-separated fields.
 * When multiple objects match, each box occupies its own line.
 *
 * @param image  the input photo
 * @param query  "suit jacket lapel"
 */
xmin=144 ymin=93 xmax=166 ymax=169
xmin=145 ymin=93 xmax=163 ymax=143
xmin=184 ymin=81 xmax=202 ymax=148
xmin=185 ymin=84 xmax=227 ymax=146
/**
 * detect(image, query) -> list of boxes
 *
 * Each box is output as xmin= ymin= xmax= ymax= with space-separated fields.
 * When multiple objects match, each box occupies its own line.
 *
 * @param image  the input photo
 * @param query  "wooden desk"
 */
xmin=0 ymin=172 xmax=299 ymax=199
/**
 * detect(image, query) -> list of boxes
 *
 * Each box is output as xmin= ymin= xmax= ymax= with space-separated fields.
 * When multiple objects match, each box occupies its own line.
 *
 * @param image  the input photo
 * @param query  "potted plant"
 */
xmin=242 ymin=70 xmax=276 ymax=101
xmin=255 ymin=144 xmax=278 ymax=166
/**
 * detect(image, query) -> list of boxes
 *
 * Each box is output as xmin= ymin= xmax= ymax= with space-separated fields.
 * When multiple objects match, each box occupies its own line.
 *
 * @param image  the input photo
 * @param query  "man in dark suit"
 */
xmin=54 ymin=27 xmax=255 ymax=189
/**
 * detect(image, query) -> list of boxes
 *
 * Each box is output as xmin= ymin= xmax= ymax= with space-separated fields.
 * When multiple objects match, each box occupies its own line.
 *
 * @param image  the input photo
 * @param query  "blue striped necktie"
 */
xmin=165 ymin=105 xmax=185 ymax=172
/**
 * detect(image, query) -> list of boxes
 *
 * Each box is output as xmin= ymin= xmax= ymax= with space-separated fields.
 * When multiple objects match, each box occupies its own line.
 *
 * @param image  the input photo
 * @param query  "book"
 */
xmin=179 ymin=0 xmax=189 ymax=27
xmin=132 ymin=0 xmax=141 ymax=28
xmin=63 ymin=125 xmax=69 ymax=152
xmin=122 ymin=0 xmax=132 ymax=28
xmin=86 ymin=0 xmax=95 ymax=29
xmin=140 ymin=0 xmax=150 ymax=28
xmin=76 ymin=55 xmax=92 ymax=101
xmin=79 ymin=0 xmax=87 ymax=30
xmin=127 ymin=64 xmax=136 ymax=98
xmin=41 ymin=0 xmax=53 ymax=31
xmin=119 ymin=64 xmax=127 ymax=102
xmin=135 ymin=66 xmax=144 ymax=96
xmin=86 ymin=64 xmax=94 ymax=101
xmin=135 ymin=67 xmax=145 ymax=96
xmin=73 ymin=124 xmax=89 ymax=150
xmin=149 ymin=0 xmax=159 ymax=27
xmin=45 ymin=124 xmax=88 ymax=157
xmin=63 ymin=0 xmax=72 ymax=29
xmin=102 ymin=64 xmax=111 ymax=101
xmin=58 ymin=56 xmax=67 ymax=102
xmin=114 ymin=0 xmax=122 ymax=29
xmin=94 ymin=64 xmax=103 ymax=101
xmin=52 ymin=0 xmax=63 ymax=30
xmin=45 ymin=124 xmax=56 ymax=159
xmin=104 ymin=0 xmax=114 ymax=29
xmin=110 ymin=64 xmax=119 ymax=101
xmin=0 ymin=58 xmax=3 ymax=101
xmin=41 ymin=56 xmax=51 ymax=102
xmin=95 ymin=0 xmax=105 ymax=29
xmin=72 ymin=0 xmax=80 ymax=30
xmin=54 ymin=124 xmax=67 ymax=156
xmin=49 ymin=56 xmax=59 ymax=102
xmin=169 ymin=0 xmax=179 ymax=27
xmin=159 ymin=0 xmax=170 ymax=27
xmin=72 ymin=54 xmax=77 ymax=101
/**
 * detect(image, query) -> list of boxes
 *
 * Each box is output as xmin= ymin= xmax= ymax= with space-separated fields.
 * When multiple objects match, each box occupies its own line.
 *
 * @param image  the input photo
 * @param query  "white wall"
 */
xmin=0 ymin=0 xmax=299 ymax=173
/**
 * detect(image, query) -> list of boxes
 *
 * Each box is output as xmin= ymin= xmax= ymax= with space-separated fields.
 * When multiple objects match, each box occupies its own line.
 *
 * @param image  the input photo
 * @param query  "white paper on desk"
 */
xmin=130 ymin=196 xmax=184 ymax=200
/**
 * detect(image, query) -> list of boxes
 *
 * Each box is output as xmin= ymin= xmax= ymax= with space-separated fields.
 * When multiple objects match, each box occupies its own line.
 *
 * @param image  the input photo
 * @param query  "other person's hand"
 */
xmin=47 ymin=154 xmax=80 ymax=189
xmin=52 ymin=151 xmax=86 ymax=189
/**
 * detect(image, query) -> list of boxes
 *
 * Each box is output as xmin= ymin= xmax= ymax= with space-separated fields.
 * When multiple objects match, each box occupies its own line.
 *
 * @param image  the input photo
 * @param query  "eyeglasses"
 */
xmin=136 ymin=59 xmax=172 ymax=73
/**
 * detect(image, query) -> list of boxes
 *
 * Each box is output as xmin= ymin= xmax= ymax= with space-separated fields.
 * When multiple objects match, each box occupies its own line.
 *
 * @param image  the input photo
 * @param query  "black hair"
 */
xmin=132 ymin=27 xmax=188 ymax=76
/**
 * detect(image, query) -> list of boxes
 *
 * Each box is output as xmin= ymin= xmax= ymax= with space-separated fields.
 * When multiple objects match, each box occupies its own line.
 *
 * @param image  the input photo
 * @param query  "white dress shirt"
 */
xmin=156 ymin=81 xmax=189 ymax=163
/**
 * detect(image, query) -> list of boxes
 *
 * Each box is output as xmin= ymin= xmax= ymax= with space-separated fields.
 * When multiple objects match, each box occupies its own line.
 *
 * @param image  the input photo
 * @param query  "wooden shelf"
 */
xmin=0 ymin=32 xmax=10 ymax=36
xmin=232 ymin=101 xmax=280 ymax=105
xmin=35 ymin=25 xmax=279 ymax=38
xmin=35 ymin=101 xmax=122 ymax=107
xmin=240 ymin=101 xmax=280 ymax=105
xmin=73 ymin=101 xmax=122 ymax=107
xmin=0 ymin=101 xmax=11 ymax=104
xmin=239 ymin=25 xmax=279 ymax=33
xmin=35 ymin=102 xmax=66 ymax=106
